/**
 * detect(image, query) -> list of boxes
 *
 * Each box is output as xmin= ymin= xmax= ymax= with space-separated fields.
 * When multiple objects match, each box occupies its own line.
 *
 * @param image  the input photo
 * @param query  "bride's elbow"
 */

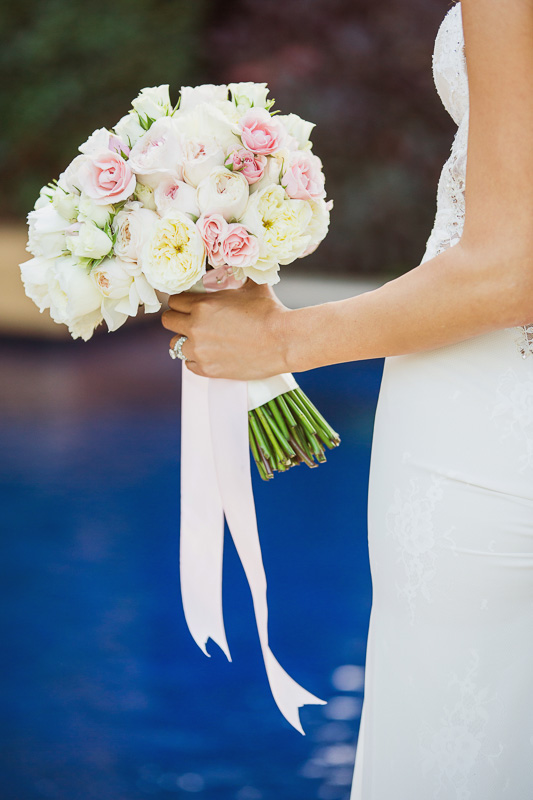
xmin=460 ymin=238 xmax=533 ymax=327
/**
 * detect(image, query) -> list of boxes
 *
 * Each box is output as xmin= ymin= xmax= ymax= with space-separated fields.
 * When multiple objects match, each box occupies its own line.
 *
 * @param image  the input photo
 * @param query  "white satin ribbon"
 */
xmin=179 ymin=362 xmax=327 ymax=734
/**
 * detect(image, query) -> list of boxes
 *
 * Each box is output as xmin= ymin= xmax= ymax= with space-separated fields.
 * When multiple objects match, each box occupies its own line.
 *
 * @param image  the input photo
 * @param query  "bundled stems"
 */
xmin=248 ymin=387 xmax=341 ymax=481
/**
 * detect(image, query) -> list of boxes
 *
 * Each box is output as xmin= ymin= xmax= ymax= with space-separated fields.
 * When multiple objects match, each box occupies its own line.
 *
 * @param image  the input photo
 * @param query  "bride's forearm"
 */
xmin=280 ymin=240 xmax=533 ymax=372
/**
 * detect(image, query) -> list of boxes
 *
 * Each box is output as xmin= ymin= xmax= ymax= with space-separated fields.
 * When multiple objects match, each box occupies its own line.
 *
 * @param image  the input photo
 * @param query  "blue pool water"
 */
xmin=0 ymin=326 xmax=383 ymax=800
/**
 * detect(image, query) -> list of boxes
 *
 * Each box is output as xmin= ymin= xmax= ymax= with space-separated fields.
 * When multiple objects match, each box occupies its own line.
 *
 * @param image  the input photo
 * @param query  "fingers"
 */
xmin=168 ymin=291 xmax=204 ymax=312
xmin=161 ymin=308 xmax=193 ymax=335
xmin=169 ymin=333 xmax=194 ymax=362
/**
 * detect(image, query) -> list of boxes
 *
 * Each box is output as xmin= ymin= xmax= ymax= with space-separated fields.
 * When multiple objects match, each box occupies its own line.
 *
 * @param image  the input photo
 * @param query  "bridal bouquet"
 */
xmin=19 ymin=81 xmax=339 ymax=481
xmin=19 ymin=82 xmax=336 ymax=733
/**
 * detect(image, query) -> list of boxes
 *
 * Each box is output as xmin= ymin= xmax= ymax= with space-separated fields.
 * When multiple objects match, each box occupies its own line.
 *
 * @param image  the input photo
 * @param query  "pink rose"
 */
xmin=196 ymin=213 xmax=228 ymax=267
xmin=221 ymin=224 xmax=260 ymax=267
xmin=225 ymin=147 xmax=267 ymax=184
xmin=77 ymin=151 xmax=136 ymax=206
xmin=281 ymin=151 xmax=326 ymax=201
xmin=238 ymin=108 xmax=287 ymax=155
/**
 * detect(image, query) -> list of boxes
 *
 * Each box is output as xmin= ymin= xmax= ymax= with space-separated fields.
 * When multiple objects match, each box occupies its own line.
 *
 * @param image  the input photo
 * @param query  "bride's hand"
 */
xmin=161 ymin=279 xmax=292 ymax=380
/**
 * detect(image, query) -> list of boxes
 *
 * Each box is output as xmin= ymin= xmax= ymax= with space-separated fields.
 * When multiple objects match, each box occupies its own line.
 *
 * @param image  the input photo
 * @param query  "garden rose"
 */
xmin=76 ymin=151 xmax=136 ymax=206
xmin=221 ymin=224 xmax=260 ymax=267
xmin=154 ymin=175 xmax=200 ymax=218
xmin=238 ymin=108 xmax=287 ymax=155
xmin=173 ymin=103 xmax=240 ymax=152
xmin=300 ymin=198 xmax=333 ymax=257
xmin=182 ymin=139 xmax=226 ymax=188
xmin=224 ymin=147 xmax=267 ymax=184
xmin=196 ymin=213 xmax=228 ymax=267
xmin=241 ymin=184 xmax=312 ymax=266
xmin=92 ymin=257 xmax=160 ymax=331
xmin=141 ymin=210 xmax=206 ymax=293
xmin=179 ymin=84 xmax=228 ymax=113
xmin=128 ymin=116 xmax=183 ymax=186
xmin=281 ymin=150 xmax=326 ymax=201
xmin=196 ymin=167 xmax=249 ymax=222
xmin=113 ymin=201 xmax=160 ymax=262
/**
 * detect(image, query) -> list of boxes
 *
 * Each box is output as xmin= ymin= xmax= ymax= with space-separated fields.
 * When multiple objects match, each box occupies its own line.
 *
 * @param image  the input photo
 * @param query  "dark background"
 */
xmin=2 ymin=0 xmax=456 ymax=278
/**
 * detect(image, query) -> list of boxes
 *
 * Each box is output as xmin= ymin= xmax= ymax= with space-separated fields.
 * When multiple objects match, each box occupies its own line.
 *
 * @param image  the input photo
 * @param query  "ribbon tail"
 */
xmin=208 ymin=377 xmax=327 ymax=735
xmin=179 ymin=363 xmax=231 ymax=662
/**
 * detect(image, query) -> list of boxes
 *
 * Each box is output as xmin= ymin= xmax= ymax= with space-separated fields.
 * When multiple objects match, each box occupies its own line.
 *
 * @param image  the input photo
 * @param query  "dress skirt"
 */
xmin=350 ymin=326 xmax=533 ymax=799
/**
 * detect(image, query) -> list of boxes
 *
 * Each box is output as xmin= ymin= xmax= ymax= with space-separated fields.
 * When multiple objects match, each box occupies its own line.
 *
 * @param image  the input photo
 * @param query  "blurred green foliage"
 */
xmin=0 ymin=0 xmax=209 ymax=218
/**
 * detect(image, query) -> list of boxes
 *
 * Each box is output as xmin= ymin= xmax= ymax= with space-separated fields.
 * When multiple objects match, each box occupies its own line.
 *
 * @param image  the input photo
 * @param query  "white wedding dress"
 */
xmin=350 ymin=3 xmax=533 ymax=798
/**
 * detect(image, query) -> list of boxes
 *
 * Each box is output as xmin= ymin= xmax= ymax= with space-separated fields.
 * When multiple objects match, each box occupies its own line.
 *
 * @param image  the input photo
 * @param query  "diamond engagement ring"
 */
xmin=169 ymin=335 xmax=188 ymax=361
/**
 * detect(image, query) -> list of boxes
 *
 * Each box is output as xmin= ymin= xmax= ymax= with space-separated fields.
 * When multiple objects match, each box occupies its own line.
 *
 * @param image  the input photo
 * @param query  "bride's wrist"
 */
xmin=278 ymin=302 xmax=333 ymax=374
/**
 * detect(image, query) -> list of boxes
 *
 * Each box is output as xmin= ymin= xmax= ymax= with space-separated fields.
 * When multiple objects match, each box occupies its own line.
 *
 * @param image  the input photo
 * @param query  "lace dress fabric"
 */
xmin=420 ymin=2 xmax=533 ymax=358
xmin=350 ymin=4 xmax=533 ymax=798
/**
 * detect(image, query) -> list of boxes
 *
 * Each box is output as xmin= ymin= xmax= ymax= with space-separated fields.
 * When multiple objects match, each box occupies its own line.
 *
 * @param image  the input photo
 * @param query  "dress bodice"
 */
xmin=420 ymin=1 xmax=533 ymax=358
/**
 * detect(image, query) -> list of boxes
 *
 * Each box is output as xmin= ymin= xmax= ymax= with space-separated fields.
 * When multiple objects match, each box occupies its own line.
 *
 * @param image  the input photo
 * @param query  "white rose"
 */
xmin=128 ymin=116 xmax=183 ymax=186
xmin=132 ymin=84 xmax=173 ymax=122
xmin=66 ymin=220 xmax=113 ymax=260
xmin=92 ymin=257 xmax=161 ymax=332
xmin=19 ymin=255 xmax=54 ymax=312
xmin=182 ymin=139 xmax=225 ymax=188
xmin=112 ymin=202 xmax=160 ymax=262
xmin=229 ymin=81 xmax=270 ymax=111
xmin=241 ymin=260 xmax=280 ymax=286
xmin=153 ymin=175 xmax=200 ymax=218
xmin=173 ymin=103 xmax=240 ymax=152
xmin=178 ymin=84 xmax=228 ymax=113
xmin=77 ymin=194 xmax=113 ymax=226
xmin=52 ymin=188 xmax=79 ymax=221
xmin=300 ymin=198 xmax=333 ymax=257
xmin=58 ymin=154 xmax=88 ymax=195
xmin=78 ymin=128 xmax=111 ymax=156
xmin=276 ymin=113 xmax=315 ymax=149
xmin=241 ymin=184 xmax=312 ymax=266
xmin=49 ymin=255 xmax=104 ymax=340
xmin=141 ymin=209 xmax=206 ymax=294
xmin=133 ymin=182 xmax=157 ymax=211
xmin=34 ymin=186 xmax=54 ymax=210
xmin=113 ymin=112 xmax=145 ymax=148
xmin=196 ymin=167 xmax=249 ymax=222
xmin=27 ymin=205 xmax=71 ymax=258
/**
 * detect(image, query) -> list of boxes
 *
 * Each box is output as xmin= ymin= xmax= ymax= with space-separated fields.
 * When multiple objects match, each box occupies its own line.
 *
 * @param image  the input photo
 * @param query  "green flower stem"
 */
xmin=294 ymin=388 xmax=340 ymax=443
xmin=255 ymin=406 xmax=289 ymax=466
xmin=291 ymin=424 xmax=317 ymax=466
xmin=267 ymin=398 xmax=290 ymax=439
xmin=284 ymin=393 xmax=317 ymax=438
xmin=247 ymin=387 xmax=341 ymax=480
xmin=290 ymin=389 xmax=333 ymax=439
xmin=276 ymin=393 xmax=297 ymax=428
xmin=249 ymin=425 xmax=269 ymax=481
xmin=261 ymin=405 xmax=296 ymax=458
xmin=249 ymin=412 xmax=273 ymax=460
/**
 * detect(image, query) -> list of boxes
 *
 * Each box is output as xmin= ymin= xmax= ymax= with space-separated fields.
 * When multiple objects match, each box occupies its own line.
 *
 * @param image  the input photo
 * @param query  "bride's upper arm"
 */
xmin=460 ymin=0 xmax=533 ymax=274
